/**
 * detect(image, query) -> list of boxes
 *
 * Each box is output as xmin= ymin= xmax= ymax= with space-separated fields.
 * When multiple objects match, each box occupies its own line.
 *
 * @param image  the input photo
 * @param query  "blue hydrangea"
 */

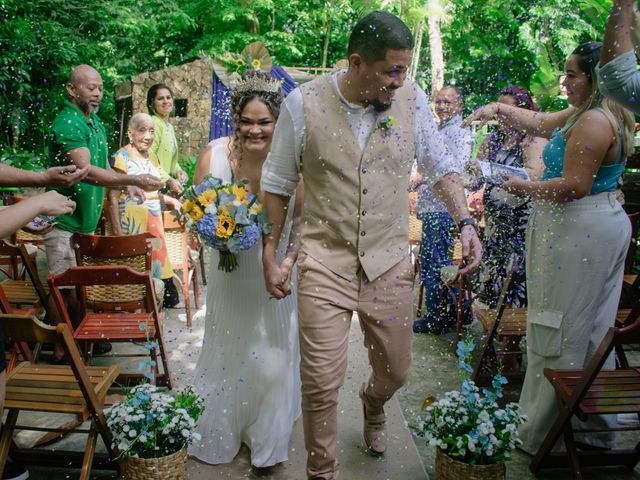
xmin=194 ymin=176 xmax=222 ymax=195
xmin=196 ymin=214 xmax=224 ymax=249
xmin=236 ymin=224 xmax=262 ymax=251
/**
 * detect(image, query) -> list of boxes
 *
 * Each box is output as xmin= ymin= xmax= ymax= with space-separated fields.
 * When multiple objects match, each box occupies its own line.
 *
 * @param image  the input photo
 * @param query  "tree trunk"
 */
xmin=321 ymin=0 xmax=336 ymax=68
xmin=409 ymin=18 xmax=424 ymax=80
xmin=428 ymin=15 xmax=444 ymax=97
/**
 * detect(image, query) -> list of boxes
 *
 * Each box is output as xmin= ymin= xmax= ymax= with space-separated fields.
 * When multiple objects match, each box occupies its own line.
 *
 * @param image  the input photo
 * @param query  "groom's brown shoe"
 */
xmin=359 ymin=384 xmax=386 ymax=456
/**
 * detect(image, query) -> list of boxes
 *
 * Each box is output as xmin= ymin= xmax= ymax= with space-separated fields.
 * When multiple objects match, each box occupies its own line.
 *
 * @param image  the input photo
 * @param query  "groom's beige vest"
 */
xmin=299 ymin=75 xmax=417 ymax=281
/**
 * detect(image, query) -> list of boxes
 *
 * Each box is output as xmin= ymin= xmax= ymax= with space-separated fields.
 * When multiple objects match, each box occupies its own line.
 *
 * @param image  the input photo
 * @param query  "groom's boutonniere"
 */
xmin=377 ymin=115 xmax=396 ymax=135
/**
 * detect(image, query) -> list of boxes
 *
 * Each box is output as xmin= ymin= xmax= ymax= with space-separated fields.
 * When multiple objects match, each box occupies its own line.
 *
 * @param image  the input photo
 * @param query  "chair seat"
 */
xmin=477 ymin=308 xmax=527 ymax=336
xmin=0 ymin=279 xmax=45 ymax=307
xmin=74 ymin=312 xmax=156 ymax=341
xmin=545 ymin=368 xmax=640 ymax=416
xmin=4 ymin=362 xmax=119 ymax=416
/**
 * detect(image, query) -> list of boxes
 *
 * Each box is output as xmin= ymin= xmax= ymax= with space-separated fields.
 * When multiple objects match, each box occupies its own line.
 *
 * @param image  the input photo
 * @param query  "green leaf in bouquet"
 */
xmin=234 ymin=204 xmax=250 ymax=225
xmin=226 ymin=236 xmax=241 ymax=255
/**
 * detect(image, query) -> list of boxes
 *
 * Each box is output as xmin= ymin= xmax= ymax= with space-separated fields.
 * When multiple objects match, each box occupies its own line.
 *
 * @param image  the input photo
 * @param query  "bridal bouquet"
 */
xmin=181 ymin=176 xmax=271 ymax=272
xmin=414 ymin=337 xmax=526 ymax=466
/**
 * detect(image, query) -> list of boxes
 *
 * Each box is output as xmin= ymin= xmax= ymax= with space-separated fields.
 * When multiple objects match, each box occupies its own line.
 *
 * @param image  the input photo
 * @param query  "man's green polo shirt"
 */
xmin=48 ymin=100 xmax=108 ymax=234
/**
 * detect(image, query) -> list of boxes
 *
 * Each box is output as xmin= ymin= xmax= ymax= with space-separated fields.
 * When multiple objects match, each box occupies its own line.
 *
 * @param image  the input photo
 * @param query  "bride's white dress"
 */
xmin=188 ymin=138 xmax=301 ymax=467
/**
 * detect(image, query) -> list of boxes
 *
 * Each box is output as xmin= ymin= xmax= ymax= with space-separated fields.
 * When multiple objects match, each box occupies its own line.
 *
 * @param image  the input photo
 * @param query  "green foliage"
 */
xmin=0 ymin=0 xmax=615 ymax=162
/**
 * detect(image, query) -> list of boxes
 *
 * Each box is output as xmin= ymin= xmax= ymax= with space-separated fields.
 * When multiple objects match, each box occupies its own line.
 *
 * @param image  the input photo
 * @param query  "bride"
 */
xmin=189 ymin=70 xmax=302 ymax=474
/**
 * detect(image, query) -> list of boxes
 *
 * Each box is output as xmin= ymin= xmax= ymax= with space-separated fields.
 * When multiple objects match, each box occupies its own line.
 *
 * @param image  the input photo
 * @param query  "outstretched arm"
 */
xmin=65 ymin=148 xmax=163 ymax=191
xmin=0 ymin=191 xmax=75 ymax=238
xmin=501 ymin=110 xmax=612 ymax=202
xmin=0 ymin=164 xmax=89 ymax=188
xmin=601 ymin=0 xmax=637 ymax=66
xmin=463 ymin=103 xmax=574 ymax=139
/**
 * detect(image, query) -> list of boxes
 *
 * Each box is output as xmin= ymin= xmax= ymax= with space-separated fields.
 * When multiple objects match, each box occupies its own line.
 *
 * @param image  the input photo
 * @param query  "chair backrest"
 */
xmin=163 ymin=211 xmax=188 ymax=270
xmin=0 ymin=313 xmax=108 ymax=421
xmin=0 ymin=240 xmax=48 ymax=307
xmin=72 ymin=233 xmax=152 ymax=308
xmin=48 ymin=265 xmax=159 ymax=324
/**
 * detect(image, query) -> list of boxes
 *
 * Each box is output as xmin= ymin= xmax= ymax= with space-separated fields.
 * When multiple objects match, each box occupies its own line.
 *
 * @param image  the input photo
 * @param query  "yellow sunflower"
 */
xmin=189 ymin=205 xmax=204 ymax=222
xmin=250 ymin=203 xmax=263 ymax=214
xmin=198 ymin=189 xmax=217 ymax=207
xmin=183 ymin=199 xmax=196 ymax=213
xmin=216 ymin=213 xmax=236 ymax=239
xmin=231 ymin=184 xmax=249 ymax=203
xmin=251 ymin=59 xmax=261 ymax=69
xmin=235 ymin=59 xmax=245 ymax=67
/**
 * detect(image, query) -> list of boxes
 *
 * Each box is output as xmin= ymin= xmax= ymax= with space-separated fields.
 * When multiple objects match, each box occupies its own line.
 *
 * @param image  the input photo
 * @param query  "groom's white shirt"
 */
xmin=262 ymin=70 xmax=459 ymax=197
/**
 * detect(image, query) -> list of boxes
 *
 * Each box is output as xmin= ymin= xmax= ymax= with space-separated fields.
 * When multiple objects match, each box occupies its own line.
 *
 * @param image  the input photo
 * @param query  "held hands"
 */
xmin=461 ymin=102 xmax=499 ymax=129
xmin=263 ymin=253 xmax=294 ymax=300
xmin=37 ymin=191 xmax=76 ymax=217
xmin=135 ymin=174 xmax=164 ymax=191
xmin=42 ymin=165 xmax=90 ymax=188
xmin=458 ymin=225 xmax=482 ymax=276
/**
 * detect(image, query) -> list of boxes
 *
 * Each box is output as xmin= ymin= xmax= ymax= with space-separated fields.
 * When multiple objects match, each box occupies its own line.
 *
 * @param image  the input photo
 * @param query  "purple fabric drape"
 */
xmin=209 ymin=66 xmax=298 ymax=141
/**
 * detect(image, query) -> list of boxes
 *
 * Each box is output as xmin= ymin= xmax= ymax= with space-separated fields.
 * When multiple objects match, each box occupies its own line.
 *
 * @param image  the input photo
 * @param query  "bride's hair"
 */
xmin=230 ymin=70 xmax=284 ymax=163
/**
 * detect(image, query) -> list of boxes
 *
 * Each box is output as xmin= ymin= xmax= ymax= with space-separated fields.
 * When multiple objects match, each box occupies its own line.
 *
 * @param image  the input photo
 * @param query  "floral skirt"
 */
xmin=120 ymin=201 xmax=173 ymax=280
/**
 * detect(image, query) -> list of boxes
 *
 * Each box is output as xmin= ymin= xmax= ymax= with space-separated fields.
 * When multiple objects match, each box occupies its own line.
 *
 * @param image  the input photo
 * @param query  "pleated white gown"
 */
xmin=188 ymin=139 xmax=301 ymax=467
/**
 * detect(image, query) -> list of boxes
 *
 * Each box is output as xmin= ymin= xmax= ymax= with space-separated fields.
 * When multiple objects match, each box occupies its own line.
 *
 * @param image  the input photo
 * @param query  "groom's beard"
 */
xmin=367 ymin=86 xmax=396 ymax=112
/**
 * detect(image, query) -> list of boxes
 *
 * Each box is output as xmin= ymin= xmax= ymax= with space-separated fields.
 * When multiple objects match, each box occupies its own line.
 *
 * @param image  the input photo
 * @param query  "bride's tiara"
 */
xmin=232 ymin=75 xmax=282 ymax=95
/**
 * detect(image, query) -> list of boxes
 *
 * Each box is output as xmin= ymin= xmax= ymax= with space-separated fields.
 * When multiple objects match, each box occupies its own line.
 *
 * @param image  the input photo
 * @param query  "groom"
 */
xmin=261 ymin=11 xmax=482 ymax=479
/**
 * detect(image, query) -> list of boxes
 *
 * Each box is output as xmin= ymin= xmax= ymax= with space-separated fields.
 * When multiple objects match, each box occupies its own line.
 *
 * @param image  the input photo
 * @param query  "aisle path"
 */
xmin=17 ymin=284 xmax=426 ymax=479
xmin=182 ymin=310 xmax=427 ymax=480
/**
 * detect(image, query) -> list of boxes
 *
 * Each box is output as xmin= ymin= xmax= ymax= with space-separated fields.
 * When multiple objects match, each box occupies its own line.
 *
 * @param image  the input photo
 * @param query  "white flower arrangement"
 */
xmin=414 ymin=337 xmax=526 ymax=465
xmin=105 ymin=383 xmax=204 ymax=459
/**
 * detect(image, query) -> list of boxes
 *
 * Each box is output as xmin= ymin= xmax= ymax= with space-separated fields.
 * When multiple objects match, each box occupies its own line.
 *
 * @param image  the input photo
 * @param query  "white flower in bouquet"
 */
xmin=105 ymin=384 xmax=204 ymax=459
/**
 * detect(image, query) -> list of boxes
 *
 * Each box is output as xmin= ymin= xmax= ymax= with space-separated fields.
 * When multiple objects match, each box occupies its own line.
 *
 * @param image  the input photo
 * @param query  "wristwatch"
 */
xmin=458 ymin=217 xmax=477 ymax=232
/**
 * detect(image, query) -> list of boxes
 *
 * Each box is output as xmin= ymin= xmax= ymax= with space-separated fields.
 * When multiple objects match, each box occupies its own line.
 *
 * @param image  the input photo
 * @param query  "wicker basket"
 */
xmin=121 ymin=447 xmax=187 ymax=480
xmin=435 ymin=448 xmax=505 ymax=480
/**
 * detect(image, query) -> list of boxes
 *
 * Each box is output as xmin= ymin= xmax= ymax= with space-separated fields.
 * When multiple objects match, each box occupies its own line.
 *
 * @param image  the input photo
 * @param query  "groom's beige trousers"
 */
xmin=296 ymin=250 xmax=414 ymax=479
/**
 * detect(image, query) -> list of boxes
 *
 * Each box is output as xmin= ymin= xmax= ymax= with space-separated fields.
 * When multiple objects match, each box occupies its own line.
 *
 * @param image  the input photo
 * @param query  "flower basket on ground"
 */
xmin=181 ymin=175 xmax=271 ymax=272
xmin=105 ymin=384 xmax=204 ymax=480
xmin=414 ymin=337 xmax=526 ymax=480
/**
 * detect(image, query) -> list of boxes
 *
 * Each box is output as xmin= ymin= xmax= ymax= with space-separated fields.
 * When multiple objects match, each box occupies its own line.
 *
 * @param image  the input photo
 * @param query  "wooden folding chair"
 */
xmin=0 ymin=314 xmax=119 ymax=479
xmin=615 ymin=273 xmax=640 ymax=368
xmin=48 ymin=265 xmax=172 ymax=388
xmin=72 ymin=232 xmax=161 ymax=313
xmin=530 ymin=305 xmax=640 ymax=479
xmin=471 ymin=254 xmax=525 ymax=387
xmin=163 ymin=212 xmax=200 ymax=327
xmin=0 ymin=240 xmax=47 ymax=315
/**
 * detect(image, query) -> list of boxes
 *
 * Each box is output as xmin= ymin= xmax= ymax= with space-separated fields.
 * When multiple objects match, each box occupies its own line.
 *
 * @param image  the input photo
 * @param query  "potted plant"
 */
xmin=105 ymin=383 xmax=204 ymax=480
xmin=414 ymin=338 xmax=526 ymax=480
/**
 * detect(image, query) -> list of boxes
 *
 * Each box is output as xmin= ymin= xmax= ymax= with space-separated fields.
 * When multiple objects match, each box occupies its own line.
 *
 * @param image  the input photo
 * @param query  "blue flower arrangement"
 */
xmin=415 ymin=336 xmax=526 ymax=465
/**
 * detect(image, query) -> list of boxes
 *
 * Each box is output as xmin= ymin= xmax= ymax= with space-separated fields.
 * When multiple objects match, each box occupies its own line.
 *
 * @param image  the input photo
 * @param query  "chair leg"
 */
xmin=79 ymin=423 xmax=97 ymax=480
xmin=182 ymin=269 xmax=192 ymax=328
xmin=193 ymin=267 xmax=200 ymax=310
xmin=0 ymin=410 xmax=18 ymax=475
xmin=199 ymin=245 xmax=207 ymax=286
xmin=530 ymin=406 xmax=574 ymax=473
xmin=153 ymin=329 xmax=172 ymax=390
xmin=563 ymin=423 xmax=582 ymax=480
xmin=92 ymin=413 xmax=117 ymax=465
